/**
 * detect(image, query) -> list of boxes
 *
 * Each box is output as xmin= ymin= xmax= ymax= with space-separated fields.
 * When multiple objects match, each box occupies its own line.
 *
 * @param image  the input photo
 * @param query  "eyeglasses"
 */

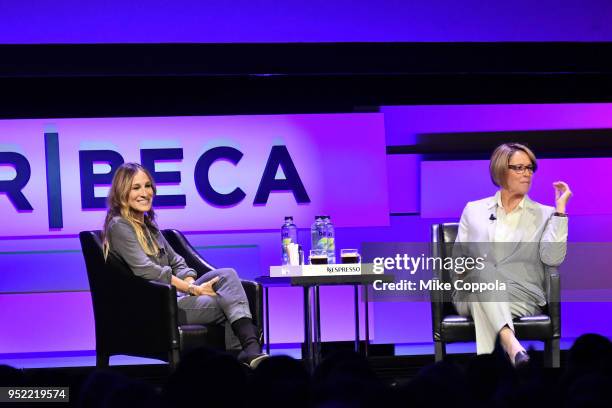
xmin=508 ymin=164 xmax=535 ymax=174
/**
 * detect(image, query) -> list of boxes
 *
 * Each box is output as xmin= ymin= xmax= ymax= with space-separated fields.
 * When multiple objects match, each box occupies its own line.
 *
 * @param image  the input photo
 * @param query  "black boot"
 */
xmin=231 ymin=317 xmax=268 ymax=369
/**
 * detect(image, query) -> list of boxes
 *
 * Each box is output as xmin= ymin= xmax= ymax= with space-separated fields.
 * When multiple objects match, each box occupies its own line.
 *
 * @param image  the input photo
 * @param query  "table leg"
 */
xmin=314 ymin=285 xmax=321 ymax=366
xmin=303 ymin=286 xmax=314 ymax=370
xmin=354 ymin=284 xmax=360 ymax=353
xmin=364 ymin=284 xmax=369 ymax=357
xmin=265 ymin=286 xmax=271 ymax=355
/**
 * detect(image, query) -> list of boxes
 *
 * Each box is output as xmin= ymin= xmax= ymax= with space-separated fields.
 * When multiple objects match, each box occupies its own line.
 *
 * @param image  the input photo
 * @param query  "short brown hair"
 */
xmin=489 ymin=143 xmax=537 ymax=187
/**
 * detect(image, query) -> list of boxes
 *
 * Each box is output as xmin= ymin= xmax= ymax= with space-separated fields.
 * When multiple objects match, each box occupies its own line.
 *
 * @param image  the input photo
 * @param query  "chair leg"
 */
xmin=96 ymin=351 xmax=109 ymax=368
xmin=434 ymin=341 xmax=446 ymax=362
xmin=169 ymin=349 xmax=180 ymax=371
xmin=544 ymin=338 xmax=560 ymax=368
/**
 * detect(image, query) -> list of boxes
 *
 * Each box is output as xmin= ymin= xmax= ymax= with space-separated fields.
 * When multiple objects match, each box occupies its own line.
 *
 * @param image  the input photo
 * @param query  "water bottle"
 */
xmin=324 ymin=216 xmax=336 ymax=264
xmin=311 ymin=216 xmax=327 ymax=254
xmin=281 ymin=216 xmax=298 ymax=265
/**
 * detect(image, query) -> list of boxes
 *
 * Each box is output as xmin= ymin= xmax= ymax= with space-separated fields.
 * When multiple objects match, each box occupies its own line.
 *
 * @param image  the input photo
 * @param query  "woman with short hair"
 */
xmin=454 ymin=143 xmax=571 ymax=367
xmin=102 ymin=162 xmax=268 ymax=368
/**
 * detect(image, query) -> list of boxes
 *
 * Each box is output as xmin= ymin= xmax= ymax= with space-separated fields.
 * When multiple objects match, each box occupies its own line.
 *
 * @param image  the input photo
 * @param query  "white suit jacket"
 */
xmin=454 ymin=193 xmax=568 ymax=306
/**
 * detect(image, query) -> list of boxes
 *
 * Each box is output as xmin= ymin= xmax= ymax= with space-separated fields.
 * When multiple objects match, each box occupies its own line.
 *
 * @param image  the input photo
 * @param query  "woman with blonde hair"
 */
xmin=102 ymin=162 xmax=267 ymax=368
xmin=454 ymin=143 xmax=571 ymax=367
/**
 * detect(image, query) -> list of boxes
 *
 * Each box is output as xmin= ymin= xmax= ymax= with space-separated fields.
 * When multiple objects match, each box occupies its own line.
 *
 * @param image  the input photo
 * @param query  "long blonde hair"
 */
xmin=102 ymin=163 xmax=160 ymax=260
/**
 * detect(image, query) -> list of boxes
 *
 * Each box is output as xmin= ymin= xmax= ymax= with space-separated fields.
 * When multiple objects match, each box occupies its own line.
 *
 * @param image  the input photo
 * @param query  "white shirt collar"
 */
xmin=494 ymin=190 xmax=526 ymax=213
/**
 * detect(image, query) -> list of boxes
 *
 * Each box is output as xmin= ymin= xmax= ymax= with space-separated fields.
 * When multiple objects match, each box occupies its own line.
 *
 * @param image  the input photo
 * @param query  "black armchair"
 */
xmin=79 ymin=230 xmax=263 ymax=369
xmin=430 ymin=223 xmax=561 ymax=367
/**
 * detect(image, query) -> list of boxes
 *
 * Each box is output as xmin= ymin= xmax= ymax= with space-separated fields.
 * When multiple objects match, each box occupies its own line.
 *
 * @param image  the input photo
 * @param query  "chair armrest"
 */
xmin=115 ymin=276 xmax=176 ymax=313
xmin=147 ymin=281 xmax=180 ymax=323
xmin=430 ymin=224 xmax=444 ymax=341
xmin=430 ymin=279 xmax=445 ymax=341
xmin=93 ymin=275 xmax=181 ymax=355
xmin=546 ymin=269 xmax=561 ymax=338
xmin=241 ymin=279 xmax=263 ymax=336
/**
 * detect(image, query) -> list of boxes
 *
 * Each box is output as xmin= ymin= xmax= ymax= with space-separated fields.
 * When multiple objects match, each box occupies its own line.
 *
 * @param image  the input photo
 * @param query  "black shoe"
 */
xmin=513 ymin=350 xmax=530 ymax=368
xmin=232 ymin=317 xmax=266 ymax=368
xmin=238 ymin=350 xmax=269 ymax=369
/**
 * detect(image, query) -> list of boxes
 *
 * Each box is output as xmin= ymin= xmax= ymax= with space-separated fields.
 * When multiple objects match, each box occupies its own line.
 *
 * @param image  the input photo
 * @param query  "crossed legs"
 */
xmin=455 ymin=299 xmax=539 ymax=359
xmin=177 ymin=268 xmax=251 ymax=349
xmin=176 ymin=268 xmax=267 ymax=366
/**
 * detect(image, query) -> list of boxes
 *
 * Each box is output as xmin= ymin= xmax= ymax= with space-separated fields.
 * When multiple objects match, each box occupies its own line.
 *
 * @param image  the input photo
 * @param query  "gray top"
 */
xmin=107 ymin=216 xmax=198 ymax=284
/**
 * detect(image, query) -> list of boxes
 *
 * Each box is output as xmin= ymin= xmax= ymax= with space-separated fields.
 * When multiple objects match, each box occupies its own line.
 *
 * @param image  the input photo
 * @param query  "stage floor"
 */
xmin=0 ymin=339 xmax=576 ymax=370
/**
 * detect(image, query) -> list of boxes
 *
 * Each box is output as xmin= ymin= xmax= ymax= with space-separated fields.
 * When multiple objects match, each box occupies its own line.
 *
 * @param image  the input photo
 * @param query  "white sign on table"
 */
xmin=269 ymin=263 xmax=381 ymax=277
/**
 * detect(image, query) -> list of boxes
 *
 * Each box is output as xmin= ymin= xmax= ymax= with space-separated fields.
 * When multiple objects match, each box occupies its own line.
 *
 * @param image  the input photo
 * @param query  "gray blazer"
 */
xmin=453 ymin=194 xmax=568 ymax=306
xmin=107 ymin=216 xmax=197 ymax=285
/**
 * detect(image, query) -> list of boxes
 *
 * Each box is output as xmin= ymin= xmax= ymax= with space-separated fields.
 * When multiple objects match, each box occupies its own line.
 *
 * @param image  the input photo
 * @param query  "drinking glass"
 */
xmin=341 ymin=249 xmax=361 ymax=264
xmin=309 ymin=249 xmax=328 ymax=265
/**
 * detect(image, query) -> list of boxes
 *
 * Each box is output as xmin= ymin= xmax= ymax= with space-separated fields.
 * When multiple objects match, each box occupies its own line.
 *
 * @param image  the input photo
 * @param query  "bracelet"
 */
xmin=554 ymin=212 xmax=568 ymax=217
xmin=187 ymin=283 xmax=195 ymax=295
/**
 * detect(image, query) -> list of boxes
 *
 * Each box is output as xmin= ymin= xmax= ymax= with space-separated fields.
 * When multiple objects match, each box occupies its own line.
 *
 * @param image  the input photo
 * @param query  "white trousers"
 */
xmin=454 ymin=299 xmax=540 ymax=354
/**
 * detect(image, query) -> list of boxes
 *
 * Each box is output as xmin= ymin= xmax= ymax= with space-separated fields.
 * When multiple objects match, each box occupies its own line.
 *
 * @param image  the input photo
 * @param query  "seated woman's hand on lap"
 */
xmin=193 ymin=276 xmax=220 ymax=296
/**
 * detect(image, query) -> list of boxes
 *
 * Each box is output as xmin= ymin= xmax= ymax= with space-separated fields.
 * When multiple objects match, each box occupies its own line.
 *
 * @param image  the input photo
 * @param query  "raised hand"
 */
xmin=553 ymin=181 xmax=572 ymax=213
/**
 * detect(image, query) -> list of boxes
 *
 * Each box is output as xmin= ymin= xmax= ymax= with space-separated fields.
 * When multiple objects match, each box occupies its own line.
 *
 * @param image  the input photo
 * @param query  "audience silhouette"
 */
xmin=2 ymin=333 xmax=611 ymax=408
